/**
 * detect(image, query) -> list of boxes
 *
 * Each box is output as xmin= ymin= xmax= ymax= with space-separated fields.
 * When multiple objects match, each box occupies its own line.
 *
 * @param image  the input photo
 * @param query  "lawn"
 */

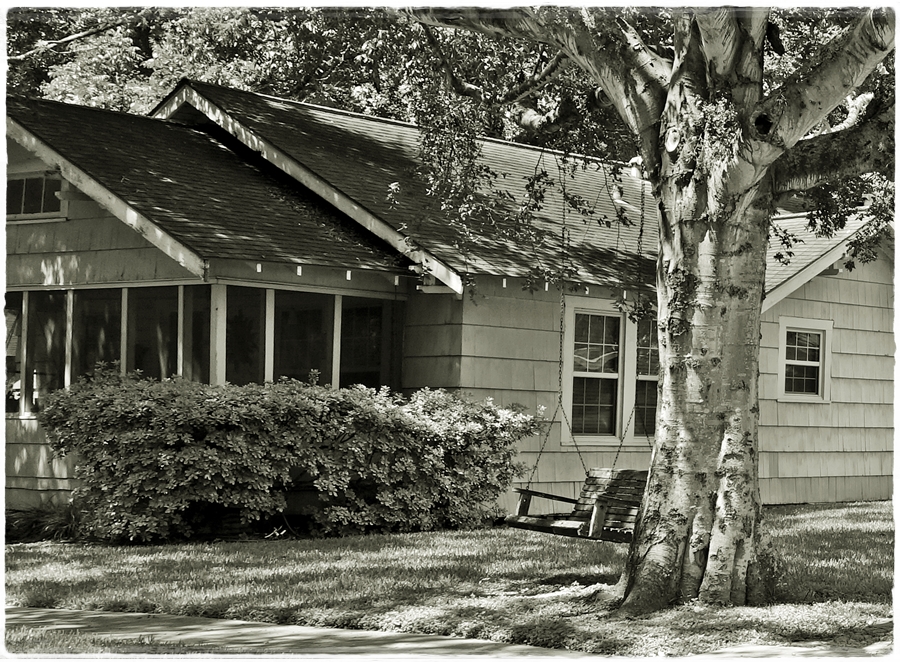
xmin=5 ymin=501 xmax=893 ymax=656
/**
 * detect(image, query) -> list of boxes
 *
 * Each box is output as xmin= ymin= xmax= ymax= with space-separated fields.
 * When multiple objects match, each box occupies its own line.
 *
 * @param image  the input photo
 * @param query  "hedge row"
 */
xmin=38 ymin=367 xmax=540 ymax=542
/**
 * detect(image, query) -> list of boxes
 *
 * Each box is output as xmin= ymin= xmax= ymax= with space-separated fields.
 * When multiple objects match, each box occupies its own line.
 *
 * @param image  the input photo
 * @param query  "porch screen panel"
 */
xmin=5 ymin=292 xmax=23 ymax=413
xmin=339 ymin=297 xmax=402 ymax=389
xmin=127 ymin=286 xmax=178 ymax=380
xmin=25 ymin=290 xmax=67 ymax=412
xmin=182 ymin=285 xmax=210 ymax=384
xmin=73 ymin=288 xmax=121 ymax=378
xmin=226 ymin=286 xmax=264 ymax=386
xmin=274 ymin=290 xmax=333 ymax=385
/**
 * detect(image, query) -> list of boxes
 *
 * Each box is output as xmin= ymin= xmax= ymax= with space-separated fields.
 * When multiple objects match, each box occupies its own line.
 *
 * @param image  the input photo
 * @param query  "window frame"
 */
xmin=562 ymin=297 xmax=631 ymax=446
xmin=776 ymin=316 xmax=833 ymax=403
xmin=6 ymin=171 xmax=69 ymax=223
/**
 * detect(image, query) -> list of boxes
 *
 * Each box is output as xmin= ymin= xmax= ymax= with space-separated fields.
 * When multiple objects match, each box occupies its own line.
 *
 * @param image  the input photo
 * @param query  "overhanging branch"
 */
xmin=404 ymin=6 xmax=670 ymax=159
xmin=8 ymin=9 xmax=151 ymax=61
xmin=771 ymin=108 xmax=894 ymax=198
xmin=751 ymin=7 xmax=895 ymax=155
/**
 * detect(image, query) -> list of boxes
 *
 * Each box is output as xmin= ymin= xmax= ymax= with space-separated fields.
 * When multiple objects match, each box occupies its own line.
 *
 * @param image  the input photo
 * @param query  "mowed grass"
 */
xmin=5 ymin=501 xmax=893 ymax=656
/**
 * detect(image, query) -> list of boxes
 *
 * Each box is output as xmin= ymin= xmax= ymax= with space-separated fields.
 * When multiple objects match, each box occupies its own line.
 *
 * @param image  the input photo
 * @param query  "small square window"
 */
xmin=778 ymin=318 xmax=832 ymax=402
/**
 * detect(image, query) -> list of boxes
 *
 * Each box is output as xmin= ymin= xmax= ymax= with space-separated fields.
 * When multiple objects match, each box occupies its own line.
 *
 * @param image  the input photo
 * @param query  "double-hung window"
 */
xmin=571 ymin=312 xmax=620 ymax=435
xmin=564 ymin=298 xmax=661 ymax=445
xmin=777 ymin=317 xmax=833 ymax=402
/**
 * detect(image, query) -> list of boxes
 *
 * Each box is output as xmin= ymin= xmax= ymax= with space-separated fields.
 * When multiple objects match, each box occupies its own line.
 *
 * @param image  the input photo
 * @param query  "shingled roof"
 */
xmin=154 ymin=79 xmax=657 ymax=291
xmin=6 ymin=96 xmax=408 ymax=273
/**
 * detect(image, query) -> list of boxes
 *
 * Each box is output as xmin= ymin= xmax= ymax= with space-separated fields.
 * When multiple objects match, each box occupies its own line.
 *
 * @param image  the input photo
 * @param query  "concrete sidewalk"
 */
xmin=4 ymin=606 xmax=893 ymax=658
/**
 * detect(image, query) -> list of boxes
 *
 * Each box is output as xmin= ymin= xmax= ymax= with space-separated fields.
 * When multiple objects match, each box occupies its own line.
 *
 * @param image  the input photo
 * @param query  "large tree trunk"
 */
xmin=615 ymin=13 xmax=775 ymax=609
xmin=617 ymin=183 xmax=774 ymax=612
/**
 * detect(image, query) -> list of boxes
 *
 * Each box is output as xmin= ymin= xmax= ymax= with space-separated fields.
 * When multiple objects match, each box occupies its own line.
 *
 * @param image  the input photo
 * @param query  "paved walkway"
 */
xmin=4 ymin=607 xmax=893 ymax=658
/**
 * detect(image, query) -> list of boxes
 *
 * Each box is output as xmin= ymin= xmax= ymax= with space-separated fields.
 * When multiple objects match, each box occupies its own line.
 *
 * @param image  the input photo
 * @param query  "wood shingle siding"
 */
xmin=758 ymin=253 xmax=893 ymax=504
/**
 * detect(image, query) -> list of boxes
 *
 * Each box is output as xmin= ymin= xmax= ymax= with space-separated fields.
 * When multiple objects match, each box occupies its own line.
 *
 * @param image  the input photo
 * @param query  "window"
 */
xmin=634 ymin=318 xmax=659 ymax=437
xmin=777 ymin=317 xmax=833 ymax=402
xmin=571 ymin=312 xmax=620 ymax=435
xmin=6 ymin=175 xmax=64 ymax=220
xmin=563 ymin=297 xmax=661 ymax=445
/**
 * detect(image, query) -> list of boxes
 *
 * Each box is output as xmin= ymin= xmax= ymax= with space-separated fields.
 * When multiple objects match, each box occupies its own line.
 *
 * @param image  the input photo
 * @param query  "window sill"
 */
xmin=5 ymin=413 xmax=38 ymax=420
xmin=7 ymin=214 xmax=68 ymax=224
xmin=562 ymin=436 xmax=654 ymax=447
xmin=776 ymin=395 xmax=830 ymax=404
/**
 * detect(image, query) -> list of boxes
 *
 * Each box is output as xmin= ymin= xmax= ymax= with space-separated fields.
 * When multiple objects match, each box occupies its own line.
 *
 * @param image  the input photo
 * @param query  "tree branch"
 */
xmin=750 ymin=7 xmax=895 ymax=156
xmin=8 ymin=10 xmax=148 ymax=62
xmin=404 ymin=6 xmax=670 ymax=161
xmin=422 ymin=24 xmax=568 ymax=107
xmin=771 ymin=106 xmax=894 ymax=199
xmin=694 ymin=8 xmax=743 ymax=78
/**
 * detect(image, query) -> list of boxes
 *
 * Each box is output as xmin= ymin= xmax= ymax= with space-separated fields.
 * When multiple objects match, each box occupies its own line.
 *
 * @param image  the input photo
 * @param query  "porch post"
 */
xmin=332 ymin=295 xmax=342 ymax=388
xmin=209 ymin=284 xmax=227 ymax=385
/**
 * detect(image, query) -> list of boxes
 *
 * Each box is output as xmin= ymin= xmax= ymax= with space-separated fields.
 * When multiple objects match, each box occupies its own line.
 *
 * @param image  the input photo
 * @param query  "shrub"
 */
xmin=38 ymin=367 xmax=539 ymax=542
xmin=6 ymin=500 xmax=82 ymax=542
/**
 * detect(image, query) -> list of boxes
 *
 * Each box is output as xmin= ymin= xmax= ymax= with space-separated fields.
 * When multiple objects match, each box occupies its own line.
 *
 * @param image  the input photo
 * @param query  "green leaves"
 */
xmin=38 ymin=367 xmax=537 ymax=543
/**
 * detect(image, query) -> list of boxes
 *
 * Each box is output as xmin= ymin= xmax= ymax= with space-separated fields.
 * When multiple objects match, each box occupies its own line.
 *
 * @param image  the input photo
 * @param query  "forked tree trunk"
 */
xmin=616 ymin=155 xmax=775 ymax=614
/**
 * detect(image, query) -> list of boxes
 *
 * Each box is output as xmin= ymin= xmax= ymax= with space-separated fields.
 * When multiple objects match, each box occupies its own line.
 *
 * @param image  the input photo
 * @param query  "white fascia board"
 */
xmin=154 ymin=85 xmax=464 ymax=295
xmin=762 ymin=231 xmax=862 ymax=313
xmin=7 ymin=118 xmax=208 ymax=279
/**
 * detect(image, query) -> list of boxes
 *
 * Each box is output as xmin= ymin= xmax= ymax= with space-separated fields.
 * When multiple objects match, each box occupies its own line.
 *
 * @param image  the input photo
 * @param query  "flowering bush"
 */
xmin=39 ymin=367 xmax=539 ymax=542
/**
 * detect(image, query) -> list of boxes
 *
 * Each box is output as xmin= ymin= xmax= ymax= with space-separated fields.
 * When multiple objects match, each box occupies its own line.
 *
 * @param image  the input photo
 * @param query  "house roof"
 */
xmin=6 ymin=96 xmax=408 ymax=274
xmin=763 ymin=211 xmax=877 ymax=310
xmin=153 ymin=79 xmax=657 ymax=292
xmin=8 ymin=82 xmax=883 ymax=303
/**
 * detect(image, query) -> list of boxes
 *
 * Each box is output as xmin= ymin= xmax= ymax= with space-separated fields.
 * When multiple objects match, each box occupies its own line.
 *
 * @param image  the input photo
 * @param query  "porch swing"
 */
xmin=503 ymin=161 xmax=653 ymax=544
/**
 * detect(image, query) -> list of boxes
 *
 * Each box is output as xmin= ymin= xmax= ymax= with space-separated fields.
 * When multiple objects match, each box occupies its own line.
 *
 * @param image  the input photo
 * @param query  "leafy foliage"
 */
xmin=37 ymin=367 xmax=538 ymax=543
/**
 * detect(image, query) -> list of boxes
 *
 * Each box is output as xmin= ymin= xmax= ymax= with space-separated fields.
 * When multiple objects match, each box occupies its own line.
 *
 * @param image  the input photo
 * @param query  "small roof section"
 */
xmin=763 ymin=212 xmax=878 ymax=310
xmin=6 ymin=96 xmax=408 ymax=274
xmin=154 ymin=79 xmax=657 ymax=291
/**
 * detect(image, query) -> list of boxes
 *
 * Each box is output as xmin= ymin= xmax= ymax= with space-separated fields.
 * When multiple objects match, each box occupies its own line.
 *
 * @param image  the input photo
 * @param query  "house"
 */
xmin=6 ymin=79 xmax=893 ymax=511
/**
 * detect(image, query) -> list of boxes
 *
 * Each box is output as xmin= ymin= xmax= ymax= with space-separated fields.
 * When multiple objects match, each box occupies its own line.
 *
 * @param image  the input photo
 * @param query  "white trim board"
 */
xmin=152 ymin=83 xmax=464 ymax=295
xmin=7 ymin=118 xmax=208 ymax=279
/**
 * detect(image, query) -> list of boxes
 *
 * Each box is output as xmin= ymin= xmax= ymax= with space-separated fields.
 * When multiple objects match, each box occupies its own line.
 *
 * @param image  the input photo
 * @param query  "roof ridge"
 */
xmin=182 ymin=79 xmax=635 ymax=171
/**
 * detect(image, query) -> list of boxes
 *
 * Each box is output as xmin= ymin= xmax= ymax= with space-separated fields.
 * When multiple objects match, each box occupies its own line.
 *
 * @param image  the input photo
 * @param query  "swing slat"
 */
xmin=505 ymin=469 xmax=648 ymax=543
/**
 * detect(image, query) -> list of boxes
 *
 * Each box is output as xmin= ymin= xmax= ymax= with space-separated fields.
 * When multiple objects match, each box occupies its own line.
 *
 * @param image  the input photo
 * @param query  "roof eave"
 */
xmin=762 ymin=220 xmax=872 ymax=313
xmin=153 ymin=82 xmax=464 ymax=295
xmin=6 ymin=116 xmax=208 ymax=279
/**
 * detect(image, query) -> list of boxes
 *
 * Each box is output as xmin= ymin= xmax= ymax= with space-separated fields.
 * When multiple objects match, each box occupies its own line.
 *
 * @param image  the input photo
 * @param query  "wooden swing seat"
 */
xmin=505 ymin=468 xmax=648 ymax=543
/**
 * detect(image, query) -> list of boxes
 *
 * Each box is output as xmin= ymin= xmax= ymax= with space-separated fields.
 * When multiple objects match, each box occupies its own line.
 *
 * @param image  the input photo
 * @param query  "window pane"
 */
xmin=275 ymin=290 xmax=333 ymax=384
xmin=183 ymin=285 xmax=210 ymax=384
xmin=22 ymin=178 xmax=44 ymax=214
xmin=574 ymin=312 xmax=620 ymax=374
xmin=73 ymin=289 xmax=121 ymax=378
xmin=572 ymin=376 xmax=617 ymax=435
xmin=127 ymin=286 xmax=178 ymax=381
xmin=784 ymin=364 xmax=820 ymax=394
xmin=7 ymin=179 xmax=24 ymax=215
xmin=42 ymin=178 xmax=62 ymax=213
xmin=574 ymin=313 xmax=590 ymax=344
xmin=226 ymin=286 xmax=264 ymax=386
xmin=5 ymin=292 xmax=23 ymax=413
xmin=27 ymin=291 xmax=67 ymax=412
